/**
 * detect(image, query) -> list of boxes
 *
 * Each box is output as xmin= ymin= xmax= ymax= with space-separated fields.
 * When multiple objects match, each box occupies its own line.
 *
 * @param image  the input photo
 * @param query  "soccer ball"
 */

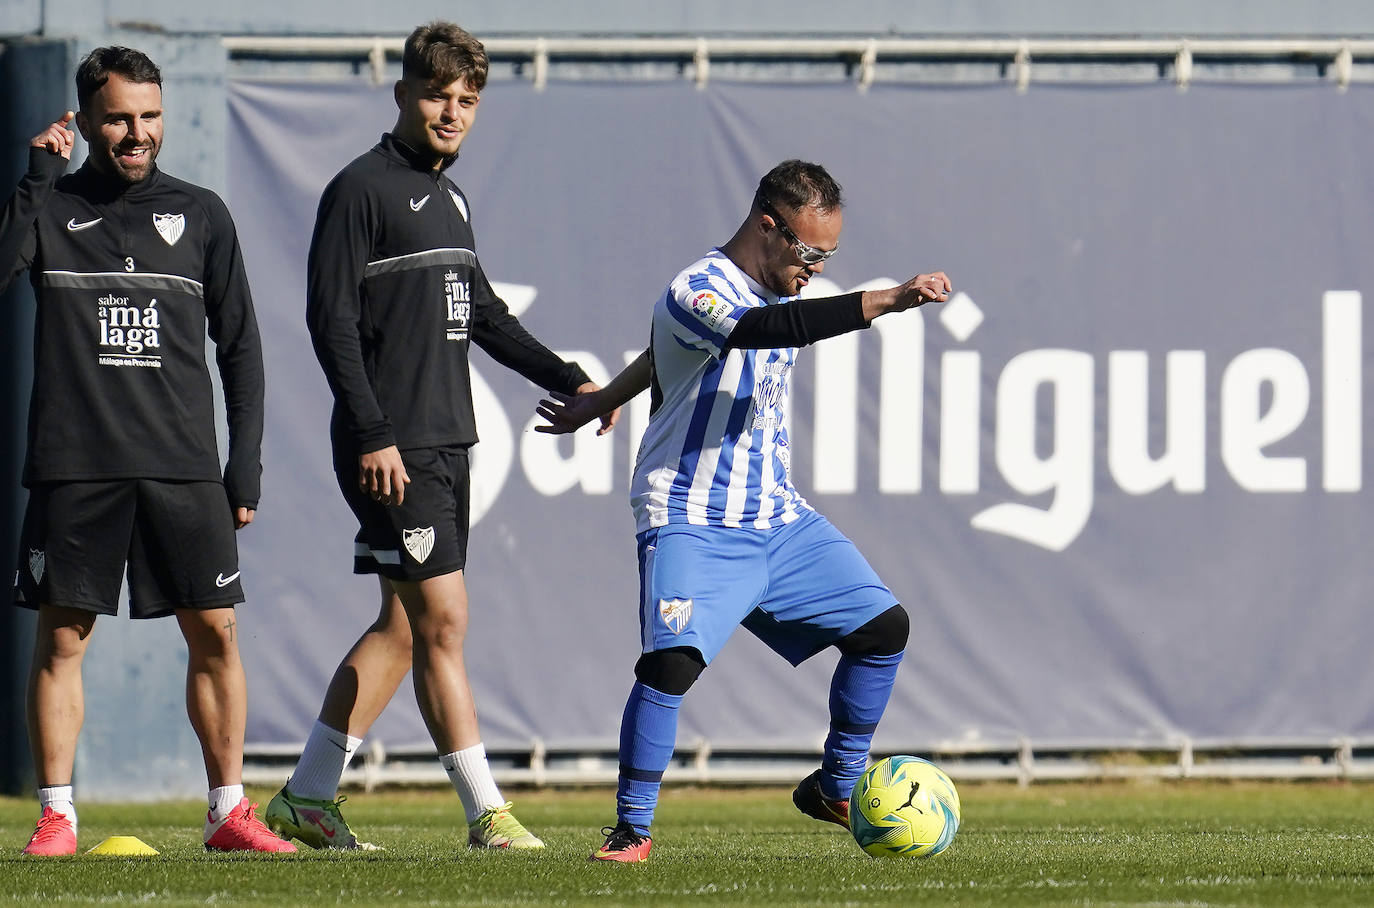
xmin=849 ymin=755 xmax=961 ymax=858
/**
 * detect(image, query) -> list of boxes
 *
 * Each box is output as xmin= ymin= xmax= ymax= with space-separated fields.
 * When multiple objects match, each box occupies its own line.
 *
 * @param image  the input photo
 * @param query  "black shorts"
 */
xmin=337 ymin=445 xmax=470 ymax=582
xmin=15 ymin=479 xmax=244 ymax=619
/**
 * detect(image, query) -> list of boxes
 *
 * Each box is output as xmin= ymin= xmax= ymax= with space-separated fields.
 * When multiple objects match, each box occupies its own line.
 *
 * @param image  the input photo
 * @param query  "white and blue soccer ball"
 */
xmin=849 ymin=755 xmax=961 ymax=858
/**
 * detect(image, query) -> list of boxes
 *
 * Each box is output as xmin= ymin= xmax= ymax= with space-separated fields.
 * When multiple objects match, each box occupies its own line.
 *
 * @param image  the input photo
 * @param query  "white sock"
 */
xmin=207 ymin=784 xmax=245 ymax=823
xmin=288 ymin=720 xmax=363 ymax=801
xmin=440 ymin=743 xmax=503 ymax=823
xmin=38 ymin=785 xmax=76 ymax=831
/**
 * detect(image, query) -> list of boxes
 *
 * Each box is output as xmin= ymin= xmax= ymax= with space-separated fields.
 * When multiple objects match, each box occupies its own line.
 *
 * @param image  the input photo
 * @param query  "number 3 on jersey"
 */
xmin=124 ymin=257 xmax=135 ymax=273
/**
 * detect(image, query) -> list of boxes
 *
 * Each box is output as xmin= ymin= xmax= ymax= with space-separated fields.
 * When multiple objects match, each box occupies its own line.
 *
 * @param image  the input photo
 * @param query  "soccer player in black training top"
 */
xmin=0 ymin=46 xmax=294 ymax=855
xmin=266 ymin=21 xmax=611 ymax=851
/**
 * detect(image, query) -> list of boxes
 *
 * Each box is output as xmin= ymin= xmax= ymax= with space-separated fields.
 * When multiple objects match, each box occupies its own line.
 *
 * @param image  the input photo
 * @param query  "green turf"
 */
xmin=2 ymin=782 xmax=1373 ymax=906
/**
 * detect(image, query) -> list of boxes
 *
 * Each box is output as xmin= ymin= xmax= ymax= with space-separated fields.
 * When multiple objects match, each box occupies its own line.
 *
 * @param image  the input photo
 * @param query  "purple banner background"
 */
xmin=227 ymin=79 xmax=1374 ymax=753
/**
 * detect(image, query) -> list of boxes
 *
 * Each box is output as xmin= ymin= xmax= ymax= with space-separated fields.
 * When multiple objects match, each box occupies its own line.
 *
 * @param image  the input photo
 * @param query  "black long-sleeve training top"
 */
xmin=306 ymin=134 xmax=590 ymax=459
xmin=0 ymin=148 xmax=265 ymax=508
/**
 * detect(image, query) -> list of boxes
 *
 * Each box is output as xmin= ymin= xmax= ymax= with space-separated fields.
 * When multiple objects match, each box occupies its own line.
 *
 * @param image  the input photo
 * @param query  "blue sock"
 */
xmin=616 ymin=681 xmax=683 ymax=835
xmin=821 ymin=649 xmax=904 ymax=801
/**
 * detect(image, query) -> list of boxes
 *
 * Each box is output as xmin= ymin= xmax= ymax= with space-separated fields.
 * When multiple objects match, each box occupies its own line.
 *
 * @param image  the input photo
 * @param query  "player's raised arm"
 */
xmin=0 ymin=112 xmax=78 ymax=295
xmin=720 ymin=272 xmax=952 ymax=353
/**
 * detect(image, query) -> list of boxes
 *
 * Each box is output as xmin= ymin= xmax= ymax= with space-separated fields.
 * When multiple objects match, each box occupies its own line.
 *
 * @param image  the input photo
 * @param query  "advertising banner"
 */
xmin=227 ymin=79 xmax=1373 ymax=753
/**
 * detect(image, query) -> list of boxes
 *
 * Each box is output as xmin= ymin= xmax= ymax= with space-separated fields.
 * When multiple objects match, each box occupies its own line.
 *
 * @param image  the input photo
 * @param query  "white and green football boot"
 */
xmin=265 ymin=785 xmax=379 ymax=850
xmin=467 ymin=802 xmax=545 ymax=849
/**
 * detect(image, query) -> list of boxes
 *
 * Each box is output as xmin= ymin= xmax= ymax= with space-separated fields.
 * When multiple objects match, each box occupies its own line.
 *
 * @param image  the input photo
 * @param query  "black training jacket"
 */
xmin=306 ymin=133 xmax=590 ymax=459
xmin=0 ymin=148 xmax=265 ymax=508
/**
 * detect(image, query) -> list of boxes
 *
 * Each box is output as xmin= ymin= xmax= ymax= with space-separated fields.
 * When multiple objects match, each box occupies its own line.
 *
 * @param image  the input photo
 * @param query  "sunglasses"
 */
xmin=758 ymin=197 xmax=838 ymax=266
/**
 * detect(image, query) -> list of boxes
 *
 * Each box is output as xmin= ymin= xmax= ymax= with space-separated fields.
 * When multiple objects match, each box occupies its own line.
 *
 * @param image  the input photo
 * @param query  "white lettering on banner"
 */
xmin=1108 ymin=351 xmax=1206 ymax=494
xmin=1221 ymin=349 xmax=1310 ymax=492
xmin=466 ymin=282 xmax=538 ymax=526
xmin=940 ymin=350 xmax=981 ymax=494
xmin=812 ymin=329 xmax=859 ymax=493
xmin=490 ymin=281 xmax=536 ymax=317
xmin=877 ymin=306 xmax=923 ymax=493
xmin=468 ymin=366 xmax=514 ymax=527
xmin=520 ymin=352 xmax=614 ymax=496
xmin=467 ymin=281 xmax=1362 ymax=553
xmin=970 ymin=349 xmax=1094 ymax=551
xmin=812 ymin=277 xmax=927 ymax=493
xmin=1325 ymin=290 xmax=1363 ymax=491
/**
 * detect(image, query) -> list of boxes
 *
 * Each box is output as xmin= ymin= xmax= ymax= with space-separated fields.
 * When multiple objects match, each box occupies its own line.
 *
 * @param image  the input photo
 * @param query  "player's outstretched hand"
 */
xmin=861 ymin=271 xmax=953 ymax=321
xmin=896 ymin=271 xmax=951 ymax=311
xmin=31 ymin=111 xmax=75 ymax=159
xmin=535 ymin=385 xmax=619 ymax=436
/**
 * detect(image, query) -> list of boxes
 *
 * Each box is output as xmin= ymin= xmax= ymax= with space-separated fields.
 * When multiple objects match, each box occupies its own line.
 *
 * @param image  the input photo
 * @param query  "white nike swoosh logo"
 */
xmin=66 ymin=217 xmax=102 ymax=232
xmin=409 ymin=195 xmax=430 ymax=212
xmin=215 ymin=572 xmax=241 ymax=588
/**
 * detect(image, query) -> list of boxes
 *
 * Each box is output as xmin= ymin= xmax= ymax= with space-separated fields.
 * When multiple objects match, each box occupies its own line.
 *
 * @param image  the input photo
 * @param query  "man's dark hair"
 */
xmin=75 ymin=46 xmax=162 ymax=111
xmin=754 ymin=159 xmax=843 ymax=216
xmin=402 ymin=21 xmax=489 ymax=91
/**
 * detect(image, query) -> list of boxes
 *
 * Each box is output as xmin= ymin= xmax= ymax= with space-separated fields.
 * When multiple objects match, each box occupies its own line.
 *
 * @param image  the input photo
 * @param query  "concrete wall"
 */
xmin=0 ymin=38 xmax=66 ymax=798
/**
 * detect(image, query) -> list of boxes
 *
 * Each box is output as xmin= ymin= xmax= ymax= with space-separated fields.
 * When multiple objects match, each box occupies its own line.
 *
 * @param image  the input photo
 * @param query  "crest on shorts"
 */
xmin=153 ymin=212 xmax=185 ymax=246
xmin=658 ymin=597 xmax=693 ymax=635
xmin=28 ymin=548 xmax=45 ymax=585
xmin=403 ymin=526 xmax=435 ymax=564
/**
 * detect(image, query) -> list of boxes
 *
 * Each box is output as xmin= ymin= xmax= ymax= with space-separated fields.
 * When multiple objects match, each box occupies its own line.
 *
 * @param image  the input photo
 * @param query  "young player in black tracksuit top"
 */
xmin=306 ymin=131 xmax=590 ymax=476
xmin=1 ymin=46 xmax=293 ymax=857
xmin=266 ymin=22 xmax=610 ymax=853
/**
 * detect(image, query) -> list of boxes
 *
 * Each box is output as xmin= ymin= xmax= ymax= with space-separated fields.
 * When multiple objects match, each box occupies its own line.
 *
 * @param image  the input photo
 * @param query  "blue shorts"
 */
xmin=636 ymin=509 xmax=897 ymax=666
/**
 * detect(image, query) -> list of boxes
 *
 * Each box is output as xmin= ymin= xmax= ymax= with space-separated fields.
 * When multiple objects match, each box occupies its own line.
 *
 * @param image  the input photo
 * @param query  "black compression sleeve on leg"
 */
xmin=835 ymin=605 xmax=909 ymax=657
xmin=723 ymin=292 xmax=867 ymax=350
xmin=634 ymin=647 xmax=707 ymax=696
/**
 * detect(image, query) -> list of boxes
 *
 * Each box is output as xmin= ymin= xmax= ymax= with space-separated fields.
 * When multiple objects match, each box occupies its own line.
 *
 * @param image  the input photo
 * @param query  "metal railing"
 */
xmin=223 ymin=35 xmax=1374 ymax=90
xmin=243 ymin=735 xmax=1374 ymax=790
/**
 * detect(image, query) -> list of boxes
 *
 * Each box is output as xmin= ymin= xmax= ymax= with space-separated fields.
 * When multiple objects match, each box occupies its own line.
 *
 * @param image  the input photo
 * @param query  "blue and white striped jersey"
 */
xmin=631 ymin=248 xmax=812 ymax=532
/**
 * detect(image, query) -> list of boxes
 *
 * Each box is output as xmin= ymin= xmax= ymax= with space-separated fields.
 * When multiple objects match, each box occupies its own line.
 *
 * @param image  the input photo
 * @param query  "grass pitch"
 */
xmin=2 ymin=781 xmax=1373 ymax=906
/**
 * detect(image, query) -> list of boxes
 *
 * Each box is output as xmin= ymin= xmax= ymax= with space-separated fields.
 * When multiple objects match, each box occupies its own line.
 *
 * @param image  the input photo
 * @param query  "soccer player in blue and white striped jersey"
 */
xmin=630 ymin=246 xmax=810 ymax=530
xmin=538 ymin=160 xmax=951 ymax=862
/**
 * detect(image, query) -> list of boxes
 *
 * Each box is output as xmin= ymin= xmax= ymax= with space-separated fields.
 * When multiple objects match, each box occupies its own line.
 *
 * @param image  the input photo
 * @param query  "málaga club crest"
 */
xmin=153 ymin=212 xmax=185 ymax=246
xmin=658 ymin=597 xmax=693 ymax=635
xmin=403 ymin=526 xmax=435 ymax=564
